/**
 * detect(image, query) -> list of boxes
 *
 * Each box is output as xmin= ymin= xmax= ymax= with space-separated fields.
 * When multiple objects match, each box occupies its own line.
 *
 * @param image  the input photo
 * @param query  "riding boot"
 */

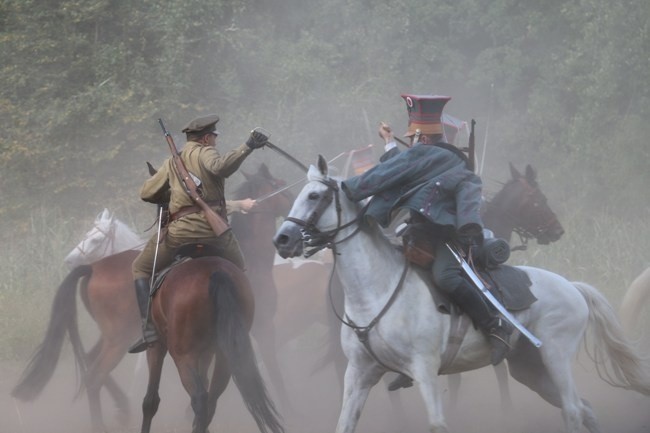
xmin=449 ymin=281 xmax=512 ymax=365
xmin=128 ymin=278 xmax=158 ymax=354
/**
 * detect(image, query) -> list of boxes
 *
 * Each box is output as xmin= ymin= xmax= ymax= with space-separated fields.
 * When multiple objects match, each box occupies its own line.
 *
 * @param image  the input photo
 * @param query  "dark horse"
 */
xmin=11 ymin=163 xmax=291 ymax=433
xmin=230 ymin=163 xmax=294 ymax=410
xmin=141 ymin=255 xmax=284 ymax=433
xmin=482 ymin=162 xmax=564 ymax=247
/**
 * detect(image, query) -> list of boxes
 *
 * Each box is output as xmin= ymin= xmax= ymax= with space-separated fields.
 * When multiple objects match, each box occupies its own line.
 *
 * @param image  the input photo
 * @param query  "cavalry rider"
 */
xmin=340 ymin=94 xmax=512 ymax=390
xmin=128 ymin=114 xmax=268 ymax=354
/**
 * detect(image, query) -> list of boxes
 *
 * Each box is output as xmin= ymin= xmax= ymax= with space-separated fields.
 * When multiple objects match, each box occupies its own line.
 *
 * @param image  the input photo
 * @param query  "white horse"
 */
xmin=272 ymin=156 xmax=650 ymax=433
xmin=64 ymin=208 xmax=144 ymax=268
xmin=619 ymin=266 xmax=650 ymax=335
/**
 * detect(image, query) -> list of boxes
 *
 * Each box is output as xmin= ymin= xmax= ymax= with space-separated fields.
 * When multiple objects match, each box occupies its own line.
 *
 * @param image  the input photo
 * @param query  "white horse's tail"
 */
xmin=618 ymin=267 xmax=650 ymax=333
xmin=573 ymin=281 xmax=650 ymax=395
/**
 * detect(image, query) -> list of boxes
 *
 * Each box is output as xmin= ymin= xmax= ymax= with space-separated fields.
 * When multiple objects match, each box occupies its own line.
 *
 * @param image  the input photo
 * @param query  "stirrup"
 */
xmin=387 ymin=374 xmax=413 ymax=391
xmin=488 ymin=326 xmax=512 ymax=365
xmin=128 ymin=336 xmax=157 ymax=354
xmin=127 ymin=338 xmax=150 ymax=354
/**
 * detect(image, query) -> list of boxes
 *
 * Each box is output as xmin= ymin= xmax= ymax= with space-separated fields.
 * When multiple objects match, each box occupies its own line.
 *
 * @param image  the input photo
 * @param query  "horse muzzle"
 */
xmin=273 ymin=225 xmax=304 ymax=258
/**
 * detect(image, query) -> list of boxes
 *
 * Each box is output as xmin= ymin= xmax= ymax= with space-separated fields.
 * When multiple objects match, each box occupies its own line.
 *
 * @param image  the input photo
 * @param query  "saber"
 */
xmin=446 ymin=242 xmax=543 ymax=348
xmin=149 ymin=205 xmax=164 ymax=289
xmin=255 ymin=151 xmax=358 ymax=203
xmin=145 ymin=205 xmax=164 ymax=324
xmin=256 ymin=177 xmax=306 ymax=203
xmin=252 ymin=127 xmax=309 ymax=172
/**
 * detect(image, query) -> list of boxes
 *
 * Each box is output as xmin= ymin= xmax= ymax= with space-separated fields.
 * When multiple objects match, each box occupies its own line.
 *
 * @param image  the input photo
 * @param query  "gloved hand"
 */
xmin=456 ymin=224 xmax=484 ymax=248
xmin=246 ymin=130 xmax=269 ymax=149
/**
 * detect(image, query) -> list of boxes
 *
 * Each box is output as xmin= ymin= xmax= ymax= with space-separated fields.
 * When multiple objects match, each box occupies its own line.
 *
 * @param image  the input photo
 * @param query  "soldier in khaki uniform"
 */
xmin=129 ymin=114 xmax=268 ymax=353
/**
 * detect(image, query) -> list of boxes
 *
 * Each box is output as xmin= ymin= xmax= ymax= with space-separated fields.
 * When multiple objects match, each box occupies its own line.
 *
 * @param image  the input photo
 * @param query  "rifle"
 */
xmin=158 ymin=118 xmax=230 ymax=236
xmin=467 ymin=119 xmax=476 ymax=172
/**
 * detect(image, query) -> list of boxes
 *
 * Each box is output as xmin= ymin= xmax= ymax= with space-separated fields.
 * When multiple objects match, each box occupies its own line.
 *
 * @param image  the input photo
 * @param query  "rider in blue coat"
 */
xmin=341 ymin=95 xmax=511 ymax=390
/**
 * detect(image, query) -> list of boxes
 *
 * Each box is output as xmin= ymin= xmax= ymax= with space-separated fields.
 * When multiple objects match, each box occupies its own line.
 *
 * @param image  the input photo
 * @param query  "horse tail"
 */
xmin=572 ymin=281 xmax=650 ymax=395
xmin=209 ymin=271 xmax=285 ymax=433
xmin=618 ymin=267 xmax=650 ymax=333
xmin=11 ymin=265 xmax=92 ymax=401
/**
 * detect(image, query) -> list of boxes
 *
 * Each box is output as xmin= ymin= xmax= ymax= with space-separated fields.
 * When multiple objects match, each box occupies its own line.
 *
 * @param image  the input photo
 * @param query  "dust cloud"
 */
xmin=2 ymin=302 xmax=650 ymax=433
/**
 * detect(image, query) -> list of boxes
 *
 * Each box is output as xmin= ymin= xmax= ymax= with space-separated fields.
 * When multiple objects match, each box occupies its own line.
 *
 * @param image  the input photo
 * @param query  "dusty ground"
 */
xmin=2 ymin=323 xmax=650 ymax=433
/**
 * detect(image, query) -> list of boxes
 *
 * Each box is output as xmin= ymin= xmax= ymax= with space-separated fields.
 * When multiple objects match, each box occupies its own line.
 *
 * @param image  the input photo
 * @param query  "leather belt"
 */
xmin=170 ymin=201 xmax=223 ymax=222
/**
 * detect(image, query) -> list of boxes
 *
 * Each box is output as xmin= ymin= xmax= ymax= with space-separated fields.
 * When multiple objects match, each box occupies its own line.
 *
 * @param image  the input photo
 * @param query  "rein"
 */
xmin=285 ymin=176 xmax=411 ymax=375
xmin=329 ymin=250 xmax=411 ymax=375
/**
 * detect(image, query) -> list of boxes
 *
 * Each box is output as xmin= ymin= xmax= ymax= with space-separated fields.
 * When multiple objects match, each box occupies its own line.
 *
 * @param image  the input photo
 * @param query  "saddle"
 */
xmin=151 ymin=242 xmax=221 ymax=295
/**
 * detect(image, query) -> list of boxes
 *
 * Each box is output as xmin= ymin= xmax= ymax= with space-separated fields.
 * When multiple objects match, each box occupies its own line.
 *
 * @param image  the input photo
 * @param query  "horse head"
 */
xmin=483 ymin=163 xmax=564 ymax=245
xmin=234 ymin=163 xmax=294 ymax=215
xmin=274 ymin=155 xmax=356 ymax=259
xmin=64 ymin=209 xmax=143 ymax=268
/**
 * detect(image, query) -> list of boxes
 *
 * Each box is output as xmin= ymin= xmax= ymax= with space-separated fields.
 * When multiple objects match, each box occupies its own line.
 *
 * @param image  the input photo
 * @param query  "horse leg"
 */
xmin=84 ymin=339 xmax=131 ymax=431
xmin=446 ymin=373 xmax=461 ymax=411
xmin=335 ymin=363 xmax=383 ymax=433
xmin=206 ymin=350 xmax=232 ymax=426
xmin=507 ymin=341 xmax=602 ymax=433
xmin=86 ymin=339 xmax=132 ymax=423
xmin=174 ymin=353 xmax=212 ymax=433
xmin=493 ymin=362 xmax=512 ymax=411
xmin=141 ymin=343 xmax=167 ymax=433
xmin=412 ymin=361 xmax=451 ymax=433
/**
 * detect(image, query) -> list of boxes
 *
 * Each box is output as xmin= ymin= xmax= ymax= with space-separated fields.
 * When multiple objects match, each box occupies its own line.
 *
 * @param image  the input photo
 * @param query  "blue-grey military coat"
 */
xmin=341 ymin=142 xmax=483 ymax=234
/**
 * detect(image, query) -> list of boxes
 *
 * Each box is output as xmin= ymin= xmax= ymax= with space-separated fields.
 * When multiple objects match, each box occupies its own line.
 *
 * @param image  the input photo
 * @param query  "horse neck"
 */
xmin=110 ymin=221 xmax=145 ymax=252
xmin=331 ymin=204 xmax=405 ymax=315
xmin=482 ymin=184 xmax=522 ymax=242
xmin=482 ymin=203 xmax=515 ymax=242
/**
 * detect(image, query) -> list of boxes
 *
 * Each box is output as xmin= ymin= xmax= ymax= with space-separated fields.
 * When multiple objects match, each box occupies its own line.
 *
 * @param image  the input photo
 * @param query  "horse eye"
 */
xmin=308 ymin=192 xmax=320 ymax=200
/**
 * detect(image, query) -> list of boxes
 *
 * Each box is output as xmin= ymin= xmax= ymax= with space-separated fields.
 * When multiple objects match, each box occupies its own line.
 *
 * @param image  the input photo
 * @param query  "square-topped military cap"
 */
xmin=400 ymin=94 xmax=451 ymax=137
xmin=181 ymin=114 xmax=220 ymax=134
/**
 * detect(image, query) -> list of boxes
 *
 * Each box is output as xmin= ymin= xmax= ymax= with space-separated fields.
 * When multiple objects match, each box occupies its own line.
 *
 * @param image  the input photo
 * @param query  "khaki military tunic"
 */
xmin=132 ymin=141 xmax=253 ymax=279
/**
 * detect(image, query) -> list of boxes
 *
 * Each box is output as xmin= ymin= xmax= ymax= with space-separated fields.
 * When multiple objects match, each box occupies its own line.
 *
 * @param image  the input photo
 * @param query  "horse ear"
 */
xmin=259 ymin=162 xmax=271 ymax=178
xmin=317 ymin=154 xmax=328 ymax=176
xmin=509 ymin=162 xmax=522 ymax=179
xmin=97 ymin=208 xmax=111 ymax=223
xmin=146 ymin=161 xmax=157 ymax=176
xmin=525 ymin=164 xmax=537 ymax=182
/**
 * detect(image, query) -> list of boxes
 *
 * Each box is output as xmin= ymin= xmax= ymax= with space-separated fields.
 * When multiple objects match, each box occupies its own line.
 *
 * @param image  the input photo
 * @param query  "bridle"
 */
xmin=281 ymin=175 xmax=410 ymax=376
xmin=283 ymin=176 xmax=365 ymax=257
xmin=73 ymin=219 xmax=117 ymax=259
xmin=489 ymin=177 xmax=560 ymax=250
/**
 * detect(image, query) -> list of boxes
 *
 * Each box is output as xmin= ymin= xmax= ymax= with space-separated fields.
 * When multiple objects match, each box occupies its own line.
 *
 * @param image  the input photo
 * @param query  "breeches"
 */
xmin=431 ymin=240 xmax=464 ymax=294
xmin=132 ymin=229 xmax=246 ymax=280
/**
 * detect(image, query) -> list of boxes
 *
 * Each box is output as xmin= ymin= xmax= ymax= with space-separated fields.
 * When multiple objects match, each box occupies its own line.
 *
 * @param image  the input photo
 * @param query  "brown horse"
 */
xmin=141 ymin=255 xmax=283 ymax=433
xmin=11 ymin=163 xmax=292 ymax=433
xmin=482 ymin=162 xmax=564 ymax=247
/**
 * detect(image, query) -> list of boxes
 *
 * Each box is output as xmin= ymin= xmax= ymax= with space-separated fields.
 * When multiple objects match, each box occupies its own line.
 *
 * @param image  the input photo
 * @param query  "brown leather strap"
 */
xmin=170 ymin=200 xmax=223 ymax=222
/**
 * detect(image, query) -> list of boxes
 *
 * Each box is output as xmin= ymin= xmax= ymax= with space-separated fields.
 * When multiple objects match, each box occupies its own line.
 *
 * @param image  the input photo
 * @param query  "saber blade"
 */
xmin=446 ymin=243 xmax=543 ymax=348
